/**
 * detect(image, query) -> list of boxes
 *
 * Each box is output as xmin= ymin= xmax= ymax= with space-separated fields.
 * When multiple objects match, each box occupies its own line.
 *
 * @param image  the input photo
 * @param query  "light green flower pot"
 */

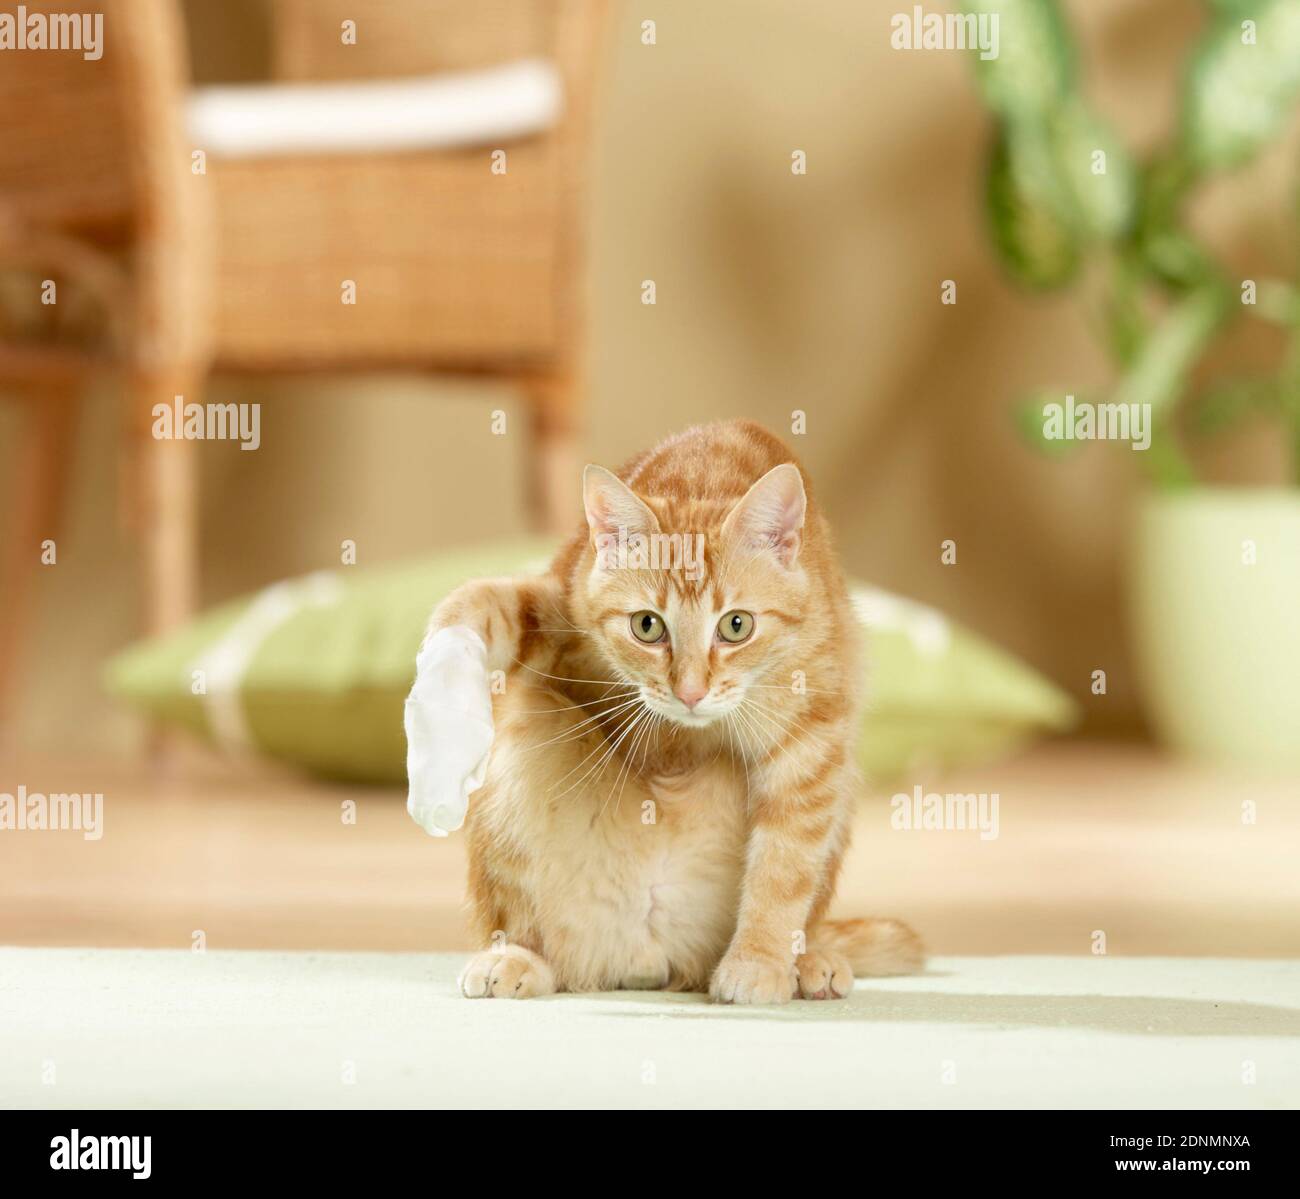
xmin=1131 ymin=488 xmax=1300 ymax=768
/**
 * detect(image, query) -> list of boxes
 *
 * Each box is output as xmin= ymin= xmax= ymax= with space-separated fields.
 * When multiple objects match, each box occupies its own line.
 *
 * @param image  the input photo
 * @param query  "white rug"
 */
xmin=2 ymin=949 xmax=1297 ymax=1109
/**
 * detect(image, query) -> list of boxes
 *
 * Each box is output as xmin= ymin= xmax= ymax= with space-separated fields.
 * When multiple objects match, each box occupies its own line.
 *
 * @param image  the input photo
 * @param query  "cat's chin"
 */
xmin=640 ymin=693 xmax=721 ymax=729
xmin=665 ymin=709 xmax=717 ymax=730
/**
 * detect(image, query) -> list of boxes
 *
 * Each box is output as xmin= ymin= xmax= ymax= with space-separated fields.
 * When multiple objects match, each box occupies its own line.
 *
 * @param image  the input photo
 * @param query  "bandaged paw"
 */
xmin=404 ymin=625 xmax=495 ymax=836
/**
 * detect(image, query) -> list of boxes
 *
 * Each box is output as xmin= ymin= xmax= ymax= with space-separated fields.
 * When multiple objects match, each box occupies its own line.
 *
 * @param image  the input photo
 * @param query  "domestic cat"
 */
xmin=426 ymin=421 xmax=922 ymax=1003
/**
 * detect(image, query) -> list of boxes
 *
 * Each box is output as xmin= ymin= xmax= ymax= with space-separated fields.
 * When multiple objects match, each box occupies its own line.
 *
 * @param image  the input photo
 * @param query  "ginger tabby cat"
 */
xmin=427 ymin=421 xmax=922 ymax=1003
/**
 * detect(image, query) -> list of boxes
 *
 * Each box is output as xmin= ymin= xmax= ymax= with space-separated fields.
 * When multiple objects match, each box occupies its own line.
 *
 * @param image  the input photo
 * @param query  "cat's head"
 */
xmin=572 ymin=462 xmax=812 ymax=729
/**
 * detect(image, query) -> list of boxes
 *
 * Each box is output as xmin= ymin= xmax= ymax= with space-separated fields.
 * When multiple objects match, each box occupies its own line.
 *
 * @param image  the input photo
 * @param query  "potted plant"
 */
xmin=963 ymin=0 xmax=1300 ymax=766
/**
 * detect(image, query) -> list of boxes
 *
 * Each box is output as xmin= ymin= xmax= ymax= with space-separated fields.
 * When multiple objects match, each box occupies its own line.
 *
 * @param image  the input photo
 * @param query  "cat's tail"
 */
xmin=814 ymin=917 xmax=925 ymax=977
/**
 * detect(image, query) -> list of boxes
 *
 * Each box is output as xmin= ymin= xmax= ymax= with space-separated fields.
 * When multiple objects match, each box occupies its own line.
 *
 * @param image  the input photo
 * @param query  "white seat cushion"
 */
xmin=187 ymin=58 xmax=562 ymax=158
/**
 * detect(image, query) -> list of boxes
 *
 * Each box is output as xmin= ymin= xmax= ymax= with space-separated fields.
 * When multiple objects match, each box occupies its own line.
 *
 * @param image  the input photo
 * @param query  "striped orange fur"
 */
xmin=433 ymin=421 xmax=923 ymax=1003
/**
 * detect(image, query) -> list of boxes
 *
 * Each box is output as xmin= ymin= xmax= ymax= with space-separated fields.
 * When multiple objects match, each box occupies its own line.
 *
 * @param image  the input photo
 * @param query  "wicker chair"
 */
xmin=0 ymin=0 xmax=605 ymax=719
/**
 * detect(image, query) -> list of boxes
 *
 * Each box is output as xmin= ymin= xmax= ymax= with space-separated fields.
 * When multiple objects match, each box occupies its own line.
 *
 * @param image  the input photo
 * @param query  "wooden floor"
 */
xmin=1 ymin=743 xmax=1297 ymax=957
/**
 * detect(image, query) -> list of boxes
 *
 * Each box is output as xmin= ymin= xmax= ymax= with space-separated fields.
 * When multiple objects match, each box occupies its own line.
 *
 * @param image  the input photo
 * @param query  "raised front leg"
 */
xmin=405 ymin=574 xmax=564 ymax=837
xmin=425 ymin=573 xmax=564 ymax=676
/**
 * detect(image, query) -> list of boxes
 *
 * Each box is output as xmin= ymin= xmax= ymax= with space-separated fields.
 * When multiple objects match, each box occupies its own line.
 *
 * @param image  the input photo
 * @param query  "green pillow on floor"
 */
xmin=104 ymin=540 xmax=1077 ymax=785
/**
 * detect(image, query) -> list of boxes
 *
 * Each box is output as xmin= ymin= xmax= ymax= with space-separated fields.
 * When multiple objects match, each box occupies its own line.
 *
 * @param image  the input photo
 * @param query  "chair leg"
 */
xmin=0 ymin=385 xmax=80 ymax=738
xmin=145 ymin=433 xmax=198 ymax=634
xmin=520 ymin=370 xmax=581 ymax=536
xmin=126 ymin=374 xmax=200 ymax=636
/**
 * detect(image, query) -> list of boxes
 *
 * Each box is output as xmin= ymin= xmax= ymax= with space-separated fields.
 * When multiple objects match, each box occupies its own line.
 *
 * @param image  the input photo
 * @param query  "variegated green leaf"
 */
xmin=1184 ymin=0 xmax=1300 ymax=170
xmin=1048 ymin=101 xmax=1137 ymax=239
xmin=961 ymin=0 xmax=1075 ymax=122
xmin=986 ymin=125 xmax=1080 ymax=288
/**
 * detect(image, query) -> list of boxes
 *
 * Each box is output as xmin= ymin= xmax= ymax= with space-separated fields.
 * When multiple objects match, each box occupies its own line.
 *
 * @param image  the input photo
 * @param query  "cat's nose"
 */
xmin=674 ymin=682 xmax=708 ymax=710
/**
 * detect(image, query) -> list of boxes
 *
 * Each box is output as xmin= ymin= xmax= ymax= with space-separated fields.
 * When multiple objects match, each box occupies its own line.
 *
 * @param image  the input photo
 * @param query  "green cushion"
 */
xmin=105 ymin=540 xmax=1077 ymax=784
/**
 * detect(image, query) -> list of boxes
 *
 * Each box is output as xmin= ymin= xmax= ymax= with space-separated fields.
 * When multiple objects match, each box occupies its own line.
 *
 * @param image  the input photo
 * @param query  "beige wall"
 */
xmin=4 ymin=0 xmax=1294 ymax=755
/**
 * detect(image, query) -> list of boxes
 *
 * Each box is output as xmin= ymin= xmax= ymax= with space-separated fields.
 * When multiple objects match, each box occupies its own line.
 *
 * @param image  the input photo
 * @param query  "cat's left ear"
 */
xmin=583 ymin=464 xmax=661 ymax=541
xmin=721 ymin=463 xmax=806 ymax=569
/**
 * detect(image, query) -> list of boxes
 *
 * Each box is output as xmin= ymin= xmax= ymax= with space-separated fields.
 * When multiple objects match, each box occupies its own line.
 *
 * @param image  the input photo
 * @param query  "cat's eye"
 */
xmin=630 ymin=610 xmax=667 ymax=644
xmin=717 ymin=611 xmax=754 ymax=644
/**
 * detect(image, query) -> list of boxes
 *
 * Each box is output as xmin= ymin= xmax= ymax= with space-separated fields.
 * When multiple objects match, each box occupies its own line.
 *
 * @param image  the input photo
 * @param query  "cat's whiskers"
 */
xmin=608 ymin=707 xmax=658 ymax=815
xmin=644 ymin=712 xmax=666 ymax=771
xmin=736 ymin=696 xmax=820 ymax=773
xmin=534 ymin=599 xmax=598 ymax=641
xmin=513 ymin=687 xmax=637 ymax=716
xmin=512 ymin=659 xmax=632 ymax=689
xmin=603 ymin=718 xmax=643 ymax=814
xmin=551 ymin=702 xmax=647 ymax=802
xmin=590 ymin=706 xmax=654 ymax=819
xmin=707 ymin=715 xmax=730 ymax=769
xmin=728 ymin=701 xmax=771 ymax=765
xmin=626 ymin=709 xmax=659 ymax=788
xmin=732 ymin=697 xmax=809 ymax=777
xmin=520 ymin=694 xmax=643 ymax=753
xmin=742 ymin=690 xmax=818 ymax=739
xmin=723 ymin=711 xmax=753 ymax=809
xmin=547 ymin=703 xmax=643 ymax=793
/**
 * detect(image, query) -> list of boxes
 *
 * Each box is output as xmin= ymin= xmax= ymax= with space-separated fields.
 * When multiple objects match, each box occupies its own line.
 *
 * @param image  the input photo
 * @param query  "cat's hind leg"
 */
xmin=458 ymin=944 xmax=556 ymax=999
xmin=794 ymin=917 xmax=925 ymax=999
xmin=794 ymin=942 xmax=854 ymax=1000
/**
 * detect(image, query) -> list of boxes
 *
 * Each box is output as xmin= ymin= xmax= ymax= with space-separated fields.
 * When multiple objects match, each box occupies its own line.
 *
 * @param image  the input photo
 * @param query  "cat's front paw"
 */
xmin=405 ymin=625 xmax=495 ymax=837
xmin=458 ymin=944 xmax=556 ymax=999
xmin=709 ymin=952 xmax=796 ymax=1005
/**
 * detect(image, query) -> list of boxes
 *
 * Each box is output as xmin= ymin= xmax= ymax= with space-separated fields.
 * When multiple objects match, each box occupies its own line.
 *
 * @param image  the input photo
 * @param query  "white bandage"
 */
xmin=404 ymin=625 xmax=495 ymax=837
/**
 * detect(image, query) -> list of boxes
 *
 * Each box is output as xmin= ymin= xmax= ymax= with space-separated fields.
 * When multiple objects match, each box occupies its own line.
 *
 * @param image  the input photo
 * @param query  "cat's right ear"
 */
xmin=583 ymin=465 xmax=660 ymax=546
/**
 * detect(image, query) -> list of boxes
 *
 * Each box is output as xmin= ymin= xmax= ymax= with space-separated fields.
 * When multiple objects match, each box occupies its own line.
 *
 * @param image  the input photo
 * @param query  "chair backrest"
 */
xmin=270 ymin=0 xmax=555 ymax=81
xmin=255 ymin=0 xmax=606 ymax=377
xmin=266 ymin=0 xmax=606 ymax=166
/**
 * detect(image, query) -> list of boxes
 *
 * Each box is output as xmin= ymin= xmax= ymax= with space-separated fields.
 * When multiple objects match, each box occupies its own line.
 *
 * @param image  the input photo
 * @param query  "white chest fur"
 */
xmin=480 ymin=730 xmax=750 ymax=991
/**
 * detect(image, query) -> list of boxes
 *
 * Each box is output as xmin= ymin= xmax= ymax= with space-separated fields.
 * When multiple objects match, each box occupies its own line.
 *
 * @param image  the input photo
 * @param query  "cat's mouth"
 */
xmin=640 ymin=687 xmax=734 ymax=729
